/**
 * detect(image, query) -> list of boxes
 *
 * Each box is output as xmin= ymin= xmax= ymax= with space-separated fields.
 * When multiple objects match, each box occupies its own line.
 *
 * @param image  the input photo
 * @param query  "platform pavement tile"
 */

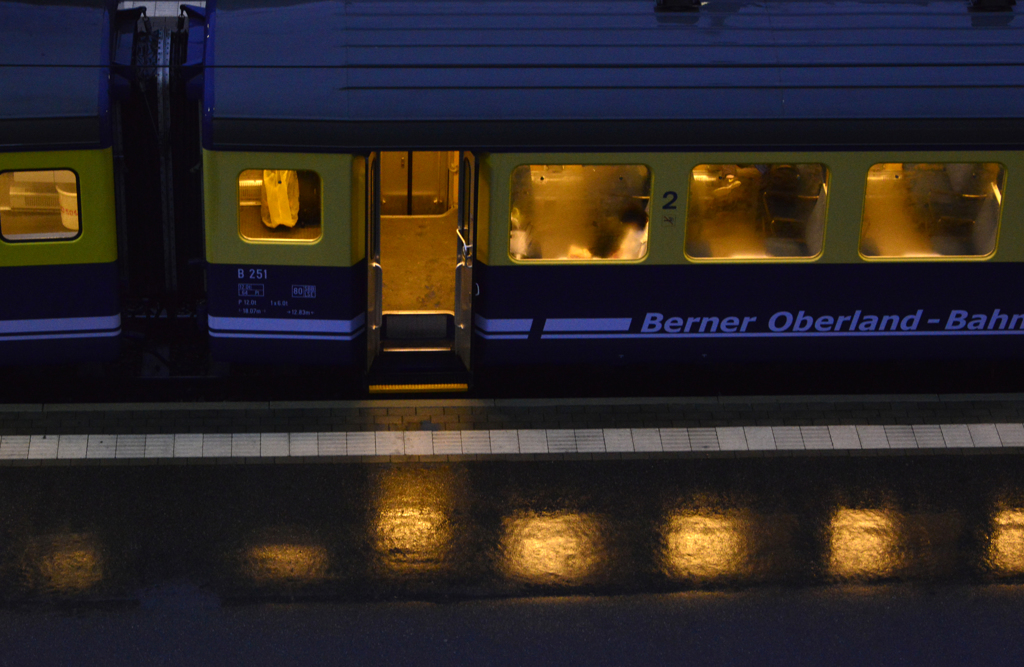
xmin=659 ymin=428 xmax=690 ymax=452
xmin=145 ymin=434 xmax=174 ymax=458
xmin=56 ymin=435 xmax=87 ymax=459
xmin=287 ymin=433 xmax=318 ymax=456
xmin=173 ymin=434 xmax=202 ymax=457
xmin=547 ymin=430 xmax=577 ymax=453
xmin=375 ymin=432 xmax=405 ymax=456
xmin=995 ymin=423 xmax=1024 ymax=445
xmin=744 ymin=427 xmax=776 ymax=451
xmin=462 ymin=431 xmax=491 ymax=454
xmin=801 ymin=426 xmax=832 ymax=450
xmin=230 ymin=433 xmax=260 ymax=457
xmin=317 ymin=432 xmax=347 ymax=456
xmin=574 ymin=429 xmax=605 ymax=453
xmin=685 ymin=428 xmax=719 ymax=452
xmin=518 ymin=430 xmax=548 ymax=454
xmin=259 ymin=433 xmax=289 ymax=457
xmin=432 ymin=431 xmax=463 ymax=455
xmin=27 ymin=435 xmax=58 ymax=459
xmin=347 ymin=432 xmax=375 ymax=456
xmin=86 ymin=435 xmax=116 ymax=459
xmin=772 ymin=426 xmax=804 ymax=450
xmin=882 ymin=425 xmax=916 ymax=449
xmin=939 ymin=424 xmax=973 ymax=448
xmin=489 ymin=430 xmax=520 ymax=454
xmin=115 ymin=434 xmax=146 ymax=458
xmin=404 ymin=431 xmax=433 ymax=455
xmin=716 ymin=427 xmax=747 ymax=451
xmin=0 ymin=435 xmax=31 ymax=459
xmin=202 ymin=433 xmax=232 ymax=457
xmin=909 ymin=425 xmax=944 ymax=449
xmin=631 ymin=428 xmax=662 ymax=452
xmin=968 ymin=423 xmax=1001 ymax=448
xmin=603 ymin=428 xmax=634 ymax=452
xmin=829 ymin=425 xmax=860 ymax=449
xmin=855 ymin=425 xmax=888 ymax=449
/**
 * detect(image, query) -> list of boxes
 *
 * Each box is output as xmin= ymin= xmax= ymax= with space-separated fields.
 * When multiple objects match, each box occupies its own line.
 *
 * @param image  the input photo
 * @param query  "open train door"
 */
xmin=366 ymin=150 xmax=472 ymax=393
xmin=453 ymin=151 xmax=476 ymax=373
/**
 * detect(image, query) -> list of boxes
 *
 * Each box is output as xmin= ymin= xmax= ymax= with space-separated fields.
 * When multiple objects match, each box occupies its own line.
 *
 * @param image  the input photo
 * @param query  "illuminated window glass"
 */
xmin=0 ymin=169 xmax=80 ymax=241
xmin=238 ymin=169 xmax=321 ymax=242
xmin=685 ymin=164 xmax=828 ymax=260
xmin=509 ymin=164 xmax=651 ymax=261
xmin=860 ymin=163 xmax=1004 ymax=258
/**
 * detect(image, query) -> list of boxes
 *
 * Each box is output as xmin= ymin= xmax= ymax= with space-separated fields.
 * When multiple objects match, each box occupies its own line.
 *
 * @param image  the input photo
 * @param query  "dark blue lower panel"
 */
xmin=0 ymin=262 xmax=120 ymax=364
xmin=207 ymin=262 xmax=367 ymax=366
xmin=472 ymin=261 xmax=1024 ymax=366
xmin=0 ymin=336 xmax=120 ymax=365
xmin=210 ymin=332 xmax=365 ymax=366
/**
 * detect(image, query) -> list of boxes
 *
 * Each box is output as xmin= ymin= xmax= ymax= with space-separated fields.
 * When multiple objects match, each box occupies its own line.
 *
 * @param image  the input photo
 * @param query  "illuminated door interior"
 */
xmin=379 ymin=151 xmax=459 ymax=345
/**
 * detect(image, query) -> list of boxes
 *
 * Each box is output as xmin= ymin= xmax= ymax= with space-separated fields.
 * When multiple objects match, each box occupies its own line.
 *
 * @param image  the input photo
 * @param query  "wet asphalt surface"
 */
xmin=2 ymin=456 xmax=1024 ymax=665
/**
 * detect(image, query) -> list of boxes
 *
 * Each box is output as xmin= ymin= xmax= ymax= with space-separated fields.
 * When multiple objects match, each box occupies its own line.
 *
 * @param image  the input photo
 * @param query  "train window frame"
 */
xmin=237 ymin=168 xmax=324 ymax=245
xmin=0 ymin=168 xmax=83 ymax=243
xmin=858 ymin=162 xmax=1006 ymax=261
xmin=683 ymin=163 xmax=830 ymax=263
xmin=506 ymin=163 xmax=653 ymax=264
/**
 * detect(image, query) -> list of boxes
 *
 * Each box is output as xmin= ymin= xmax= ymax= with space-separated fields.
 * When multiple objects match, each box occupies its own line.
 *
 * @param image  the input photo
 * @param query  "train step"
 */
xmin=367 ymin=350 xmax=471 ymax=393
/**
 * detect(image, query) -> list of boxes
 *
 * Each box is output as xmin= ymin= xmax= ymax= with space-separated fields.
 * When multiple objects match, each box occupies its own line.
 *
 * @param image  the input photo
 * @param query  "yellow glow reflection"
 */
xmin=989 ymin=509 xmax=1024 ymax=574
xmin=501 ymin=511 xmax=601 ymax=584
xmin=247 ymin=543 xmax=328 ymax=582
xmin=29 ymin=534 xmax=103 ymax=593
xmin=829 ymin=509 xmax=900 ymax=579
xmin=663 ymin=512 xmax=745 ymax=580
xmin=373 ymin=468 xmax=454 ymax=572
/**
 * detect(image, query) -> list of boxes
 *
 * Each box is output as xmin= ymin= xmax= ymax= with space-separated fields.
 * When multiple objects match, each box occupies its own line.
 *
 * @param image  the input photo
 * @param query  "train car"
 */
xmin=183 ymin=0 xmax=1024 ymax=392
xmin=0 ymin=0 xmax=136 ymax=364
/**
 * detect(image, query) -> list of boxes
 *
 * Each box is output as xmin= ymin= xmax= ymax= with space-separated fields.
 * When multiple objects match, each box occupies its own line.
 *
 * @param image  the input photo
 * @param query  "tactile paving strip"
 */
xmin=2 ymin=423 xmax=1023 ymax=463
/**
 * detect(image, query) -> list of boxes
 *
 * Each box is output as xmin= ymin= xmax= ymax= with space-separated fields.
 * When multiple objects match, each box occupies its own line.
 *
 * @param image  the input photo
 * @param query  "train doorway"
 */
xmin=366 ymin=151 xmax=475 ymax=392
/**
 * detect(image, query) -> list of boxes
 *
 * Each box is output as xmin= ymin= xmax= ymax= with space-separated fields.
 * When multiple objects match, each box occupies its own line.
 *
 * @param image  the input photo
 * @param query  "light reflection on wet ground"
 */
xmin=2 ymin=457 xmax=1024 ymax=603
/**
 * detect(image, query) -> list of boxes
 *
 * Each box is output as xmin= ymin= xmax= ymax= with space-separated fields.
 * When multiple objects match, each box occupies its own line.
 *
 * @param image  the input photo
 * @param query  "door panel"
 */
xmin=367 ymin=152 xmax=382 ymax=369
xmin=454 ymin=151 xmax=476 ymax=370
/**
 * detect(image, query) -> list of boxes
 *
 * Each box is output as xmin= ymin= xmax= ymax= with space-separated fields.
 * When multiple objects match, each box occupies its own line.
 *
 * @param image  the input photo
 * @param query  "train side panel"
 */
xmin=0 ymin=148 xmax=120 ymax=363
xmin=202 ymin=149 xmax=367 ymax=365
xmin=473 ymin=150 xmax=1024 ymax=368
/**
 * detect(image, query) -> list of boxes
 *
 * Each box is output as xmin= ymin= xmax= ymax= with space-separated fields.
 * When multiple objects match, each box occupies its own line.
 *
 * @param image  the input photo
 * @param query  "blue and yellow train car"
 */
xmin=190 ymin=0 xmax=1024 ymax=390
xmin=0 ymin=0 xmax=123 ymax=363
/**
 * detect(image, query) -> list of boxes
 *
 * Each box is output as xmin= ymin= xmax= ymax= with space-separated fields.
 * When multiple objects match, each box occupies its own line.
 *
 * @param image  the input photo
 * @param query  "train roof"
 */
xmin=0 ymin=0 xmax=117 ymax=150
xmin=203 ymin=0 xmax=1024 ymax=151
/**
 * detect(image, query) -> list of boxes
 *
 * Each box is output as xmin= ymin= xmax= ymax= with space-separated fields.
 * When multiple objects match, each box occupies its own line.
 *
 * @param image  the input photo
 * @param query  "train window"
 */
xmin=860 ymin=163 xmax=1004 ymax=258
xmin=238 ymin=169 xmax=322 ymax=243
xmin=509 ymin=164 xmax=651 ymax=261
xmin=685 ymin=164 xmax=828 ymax=260
xmin=0 ymin=170 xmax=81 ymax=242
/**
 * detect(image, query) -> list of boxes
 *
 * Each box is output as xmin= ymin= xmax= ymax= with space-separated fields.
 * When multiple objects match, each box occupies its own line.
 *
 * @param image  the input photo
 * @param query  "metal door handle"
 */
xmin=456 ymin=229 xmax=473 ymax=255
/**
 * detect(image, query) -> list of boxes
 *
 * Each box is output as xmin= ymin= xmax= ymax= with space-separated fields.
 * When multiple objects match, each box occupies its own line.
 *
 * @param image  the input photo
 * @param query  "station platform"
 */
xmin=2 ymin=393 xmax=1024 ymax=463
